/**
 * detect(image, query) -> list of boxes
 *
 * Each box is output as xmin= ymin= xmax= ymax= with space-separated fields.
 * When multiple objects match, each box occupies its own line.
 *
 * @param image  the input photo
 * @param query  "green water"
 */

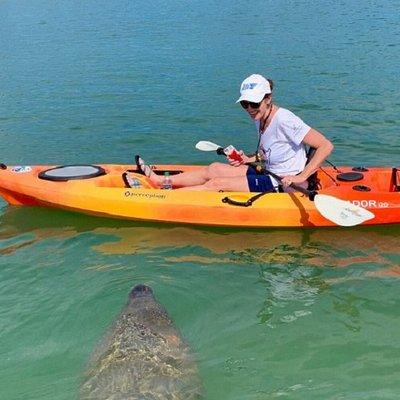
xmin=1 ymin=0 xmax=400 ymax=399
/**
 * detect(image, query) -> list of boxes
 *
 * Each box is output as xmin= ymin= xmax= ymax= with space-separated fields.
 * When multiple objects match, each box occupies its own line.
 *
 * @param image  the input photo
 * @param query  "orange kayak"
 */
xmin=0 ymin=163 xmax=399 ymax=227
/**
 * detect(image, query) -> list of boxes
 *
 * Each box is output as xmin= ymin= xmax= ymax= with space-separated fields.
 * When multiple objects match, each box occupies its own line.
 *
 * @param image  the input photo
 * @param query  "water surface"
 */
xmin=1 ymin=1 xmax=400 ymax=399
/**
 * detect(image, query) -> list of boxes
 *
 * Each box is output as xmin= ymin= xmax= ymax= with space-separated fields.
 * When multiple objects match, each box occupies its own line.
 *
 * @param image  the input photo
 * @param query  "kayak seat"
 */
xmin=38 ymin=165 xmax=106 ymax=181
xmin=305 ymin=146 xmax=321 ymax=191
xmin=390 ymin=167 xmax=400 ymax=192
xmin=307 ymin=172 xmax=320 ymax=191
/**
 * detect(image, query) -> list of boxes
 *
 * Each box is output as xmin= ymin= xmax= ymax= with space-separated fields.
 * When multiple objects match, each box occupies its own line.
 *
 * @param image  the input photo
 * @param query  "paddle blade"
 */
xmin=195 ymin=141 xmax=221 ymax=151
xmin=314 ymin=194 xmax=375 ymax=227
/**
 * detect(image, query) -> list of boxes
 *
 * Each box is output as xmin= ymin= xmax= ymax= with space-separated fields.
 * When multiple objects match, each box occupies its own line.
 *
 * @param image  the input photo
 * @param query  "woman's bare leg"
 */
xmin=177 ymin=175 xmax=250 ymax=192
xmin=148 ymin=162 xmax=248 ymax=188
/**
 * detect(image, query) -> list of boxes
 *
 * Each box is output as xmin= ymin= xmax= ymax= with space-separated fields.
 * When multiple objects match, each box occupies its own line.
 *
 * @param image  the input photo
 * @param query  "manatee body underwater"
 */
xmin=80 ymin=284 xmax=202 ymax=399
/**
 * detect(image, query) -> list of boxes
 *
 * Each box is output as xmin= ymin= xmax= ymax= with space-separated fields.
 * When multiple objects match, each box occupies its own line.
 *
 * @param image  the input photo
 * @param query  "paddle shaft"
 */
xmin=249 ymin=164 xmax=316 ymax=200
xmin=213 ymin=147 xmax=315 ymax=199
xmin=212 ymin=151 xmax=316 ymax=199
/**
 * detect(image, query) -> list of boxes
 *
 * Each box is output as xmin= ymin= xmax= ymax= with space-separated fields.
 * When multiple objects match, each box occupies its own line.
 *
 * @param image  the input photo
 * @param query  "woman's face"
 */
xmin=241 ymin=96 xmax=272 ymax=120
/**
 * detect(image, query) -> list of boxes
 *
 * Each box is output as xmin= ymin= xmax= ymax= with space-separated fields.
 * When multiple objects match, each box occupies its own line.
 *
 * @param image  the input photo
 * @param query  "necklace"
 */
xmin=255 ymin=104 xmax=274 ymax=161
xmin=259 ymin=104 xmax=274 ymax=134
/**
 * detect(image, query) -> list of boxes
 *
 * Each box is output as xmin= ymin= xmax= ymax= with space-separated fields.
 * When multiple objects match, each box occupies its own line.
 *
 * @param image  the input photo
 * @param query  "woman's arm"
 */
xmin=281 ymin=128 xmax=334 ymax=186
xmin=300 ymin=128 xmax=334 ymax=179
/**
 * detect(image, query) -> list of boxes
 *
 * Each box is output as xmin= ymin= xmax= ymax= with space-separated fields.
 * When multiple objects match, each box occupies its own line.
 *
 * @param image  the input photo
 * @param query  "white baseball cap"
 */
xmin=236 ymin=74 xmax=272 ymax=103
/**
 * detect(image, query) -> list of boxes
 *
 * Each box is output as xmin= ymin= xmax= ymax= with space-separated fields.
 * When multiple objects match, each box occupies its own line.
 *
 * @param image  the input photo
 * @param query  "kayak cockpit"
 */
xmin=36 ymin=164 xmax=398 ymax=194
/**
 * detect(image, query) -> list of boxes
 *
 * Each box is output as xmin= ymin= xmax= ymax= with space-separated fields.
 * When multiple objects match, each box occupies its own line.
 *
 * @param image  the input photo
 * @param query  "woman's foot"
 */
xmin=135 ymin=155 xmax=152 ymax=177
xmin=135 ymin=155 xmax=162 ymax=186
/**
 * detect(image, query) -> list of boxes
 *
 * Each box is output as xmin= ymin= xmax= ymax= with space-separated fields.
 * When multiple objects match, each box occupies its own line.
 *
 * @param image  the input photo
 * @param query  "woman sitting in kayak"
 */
xmin=137 ymin=73 xmax=333 ymax=192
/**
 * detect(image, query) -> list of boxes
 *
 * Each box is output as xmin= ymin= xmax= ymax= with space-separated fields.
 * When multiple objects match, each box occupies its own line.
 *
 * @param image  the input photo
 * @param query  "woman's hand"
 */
xmin=227 ymin=151 xmax=253 ymax=167
xmin=281 ymin=174 xmax=307 ymax=188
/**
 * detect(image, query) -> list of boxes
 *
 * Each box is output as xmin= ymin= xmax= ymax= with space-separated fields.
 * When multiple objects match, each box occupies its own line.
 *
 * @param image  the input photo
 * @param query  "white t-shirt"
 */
xmin=255 ymin=108 xmax=310 ymax=177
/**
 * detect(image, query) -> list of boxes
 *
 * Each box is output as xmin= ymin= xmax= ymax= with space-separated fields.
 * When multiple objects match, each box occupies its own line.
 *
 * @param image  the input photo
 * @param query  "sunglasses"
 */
xmin=240 ymin=100 xmax=262 ymax=109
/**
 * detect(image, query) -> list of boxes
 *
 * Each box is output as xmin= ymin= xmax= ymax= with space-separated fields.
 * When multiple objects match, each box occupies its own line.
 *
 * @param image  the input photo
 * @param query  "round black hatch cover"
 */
xmin=38 ymin=165 xmax=106 ymax=181
xmin=336 ymin=172 xmax=364 ymax=182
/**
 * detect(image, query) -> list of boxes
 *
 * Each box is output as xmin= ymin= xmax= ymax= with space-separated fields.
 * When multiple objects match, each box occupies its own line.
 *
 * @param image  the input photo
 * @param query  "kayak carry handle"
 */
xmin=222 ymin=196 xmax=253 ymax=207
xmin=222 ymin=190 xmax=275 ymax=207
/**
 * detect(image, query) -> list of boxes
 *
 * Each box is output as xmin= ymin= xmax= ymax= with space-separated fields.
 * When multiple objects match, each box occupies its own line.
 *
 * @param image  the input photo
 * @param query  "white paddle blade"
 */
xmin=314 ymin=194 xmax=375 ymax=227
xmin=195 ymin=141 xmax=221 ymax=151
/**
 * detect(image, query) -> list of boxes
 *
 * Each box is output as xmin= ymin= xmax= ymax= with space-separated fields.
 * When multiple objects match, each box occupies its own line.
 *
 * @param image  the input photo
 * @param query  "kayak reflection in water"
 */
xmin=136 ymin=73 xmax=333 ymax=192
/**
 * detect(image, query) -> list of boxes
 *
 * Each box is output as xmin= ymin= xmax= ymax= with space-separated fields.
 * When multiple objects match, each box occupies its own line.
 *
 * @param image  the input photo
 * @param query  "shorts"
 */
xmin=246 ymin=167 xmax=276 ymax=192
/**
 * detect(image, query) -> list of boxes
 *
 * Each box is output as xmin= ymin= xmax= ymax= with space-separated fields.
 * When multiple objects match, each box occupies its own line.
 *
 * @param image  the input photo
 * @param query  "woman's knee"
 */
xmin=203 ymin=177 xmax=225 ymax=190
xmin=206 ymin=162 xmax=229 ymax=179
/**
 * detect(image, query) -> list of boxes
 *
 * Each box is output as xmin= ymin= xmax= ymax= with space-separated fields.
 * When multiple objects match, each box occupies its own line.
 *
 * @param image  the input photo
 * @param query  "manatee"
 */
xmin=80 ymin=284 xmax=202 ymax=400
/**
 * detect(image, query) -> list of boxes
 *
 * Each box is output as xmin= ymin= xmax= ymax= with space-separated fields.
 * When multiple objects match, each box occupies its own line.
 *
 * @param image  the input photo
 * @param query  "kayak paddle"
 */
xmin=195 ymin=141 xmax=224 ymax=153
xmin=195 ymin=140 xmax=375 ymax=227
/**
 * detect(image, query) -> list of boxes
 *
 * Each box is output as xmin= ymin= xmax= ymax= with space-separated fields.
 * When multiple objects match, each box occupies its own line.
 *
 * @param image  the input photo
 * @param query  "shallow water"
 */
xmin=1 ymin=0 xmax=400 ymax=399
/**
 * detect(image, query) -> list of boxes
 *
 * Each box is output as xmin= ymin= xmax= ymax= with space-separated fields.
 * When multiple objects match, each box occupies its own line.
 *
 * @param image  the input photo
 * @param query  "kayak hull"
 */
xmin=0 ymin=164 xmax=399 ymax=227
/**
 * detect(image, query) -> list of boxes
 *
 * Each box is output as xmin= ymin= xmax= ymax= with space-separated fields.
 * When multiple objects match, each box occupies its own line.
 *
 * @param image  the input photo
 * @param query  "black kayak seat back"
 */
xmin=391 ymin=167 xmax=400 ymax=192
xmin=305 ymin=146 xmax=320 ymax=191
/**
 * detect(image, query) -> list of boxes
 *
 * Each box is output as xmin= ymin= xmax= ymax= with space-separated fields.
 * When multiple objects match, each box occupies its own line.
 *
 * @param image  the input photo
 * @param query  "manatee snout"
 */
xmin=129 ymin=284 xmax=154 ymax=299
